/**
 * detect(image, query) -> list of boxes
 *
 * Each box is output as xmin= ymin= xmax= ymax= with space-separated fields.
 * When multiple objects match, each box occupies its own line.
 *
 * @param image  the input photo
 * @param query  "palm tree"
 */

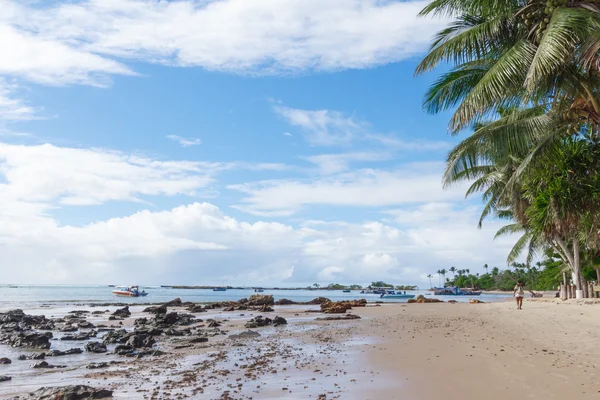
xmin=483 ymin=264 xmax=489 ymax=274
xmin=436 ymin=270 xmax=442 ymax=286
xmin=427 ymin=274 xmax=433 ymax=288
xmin=313 ymin=283 xmax=320 ymax=288
xmin=440 ymin=269 xmax=447 ymax=286
xmin=449 ymin=266 xmax=457 ymax=277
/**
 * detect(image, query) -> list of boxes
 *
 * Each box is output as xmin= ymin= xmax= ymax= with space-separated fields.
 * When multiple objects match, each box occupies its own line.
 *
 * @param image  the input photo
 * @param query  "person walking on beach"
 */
xmin=514 ymin=280 xmax=525 ymax=310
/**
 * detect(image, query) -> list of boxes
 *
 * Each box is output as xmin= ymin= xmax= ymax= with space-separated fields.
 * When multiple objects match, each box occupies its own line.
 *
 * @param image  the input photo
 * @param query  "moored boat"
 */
xmin=433 ymin=287 xmax=482 ymax=296
xmin=213 ymin=287 xmax=227 ymax=292
xmin=112 ymin=286 xmax=147 ymax=297
xmin=381 ymin=293 xmax=415 ymax=299
xmin=342 ymin=289 xmax=351 ymax=293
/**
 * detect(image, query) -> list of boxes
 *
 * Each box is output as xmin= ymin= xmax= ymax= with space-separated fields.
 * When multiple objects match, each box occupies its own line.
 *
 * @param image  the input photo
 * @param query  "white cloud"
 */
xmin=1 ymin=0 xmax=446 ymax=85
xmin=283 ymin=132 xmax=293 ymax=137
xmin=229 ymin=163 xmax=468 ymax=216
xmin=167 ymin=134 xmax=202 ymax=147
xmin=0 ymin=142 xmax=224 ymax=206
xmin=367 ymin=134 xmax=451 ymax=151
xmin=0 ymin=79 xmax=37 ymax=121
xmin=303 ymin=152 xmax=391 ymax=174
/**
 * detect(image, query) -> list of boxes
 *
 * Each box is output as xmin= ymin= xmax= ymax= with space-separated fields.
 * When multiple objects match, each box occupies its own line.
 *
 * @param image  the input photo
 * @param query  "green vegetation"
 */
xmin=418 ymin=0 xmax=600 ymax=297
xmin=370 ymin=281 xmax=394 ymax=288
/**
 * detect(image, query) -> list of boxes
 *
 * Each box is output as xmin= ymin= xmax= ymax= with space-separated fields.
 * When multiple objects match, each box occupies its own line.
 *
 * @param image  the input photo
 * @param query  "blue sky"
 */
xmin=0 ymin=0 xmax=516 ymax=286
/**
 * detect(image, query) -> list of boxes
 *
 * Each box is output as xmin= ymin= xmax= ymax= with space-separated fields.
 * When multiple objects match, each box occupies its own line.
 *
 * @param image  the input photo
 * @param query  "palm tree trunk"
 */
xmin=573 ymin=238 xmax=583 ymax=297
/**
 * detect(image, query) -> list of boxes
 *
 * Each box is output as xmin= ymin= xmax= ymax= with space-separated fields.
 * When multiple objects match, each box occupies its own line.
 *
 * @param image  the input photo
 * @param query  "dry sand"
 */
xmin=356 ymin=298 xmax=600 ymax=399
xmin=2 ymin=299 xmax=599 ymax=399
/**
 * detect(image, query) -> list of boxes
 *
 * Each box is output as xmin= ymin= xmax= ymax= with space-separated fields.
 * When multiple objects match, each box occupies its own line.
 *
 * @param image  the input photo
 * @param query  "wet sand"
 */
xmin=1 ymin=298 xmax=599 ymax=399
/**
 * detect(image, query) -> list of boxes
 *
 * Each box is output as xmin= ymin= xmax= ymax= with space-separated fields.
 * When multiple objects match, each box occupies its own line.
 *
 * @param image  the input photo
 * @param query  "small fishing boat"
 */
xmin=112 ymin=286 xmax=147 ymax=297
xmin=342 ymin=289 xmax=351 ymax=293
xmin=380 ymin=293 xmax=415 ymax=299
xmin=254 ymin=288 xmax=264 ymax=292
xmin=213 ymin=287 xmax=227 ymax=292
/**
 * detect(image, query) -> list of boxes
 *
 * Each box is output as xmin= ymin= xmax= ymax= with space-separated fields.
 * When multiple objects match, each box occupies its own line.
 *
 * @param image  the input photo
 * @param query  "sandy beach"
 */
xmin=1 ymin=297 xmax=599 ymax=399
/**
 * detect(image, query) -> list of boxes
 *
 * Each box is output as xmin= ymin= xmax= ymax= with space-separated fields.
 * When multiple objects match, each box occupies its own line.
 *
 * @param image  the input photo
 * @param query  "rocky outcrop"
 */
xmin=247 ymin=294 xmax=274 ymax=306
xmin=258 ymin=305 xmax=274 ymax=312
xmin=407 ymin=295 xmax=444 ymax=304
xmin=46 ymin=348 xmax=83 ymax=357
xmin=111 ymin=306 xmax=131 ymax=318
xmin=163 ymin=298 xmax=182 ymax=307
xmin=0 ymin=376 xmax=11 ymax=382
xmin=86 ymin=342 xmax=107 ymax=353
xmin=33 ymin=361 xmax=66 ymax=369
xmin=143 ymin=304 xmax=167 ymax=314
xmin=18 ymin=353 xmax=45 ymax=360
xmin=61 ymin=332 xmax=94 ymax=341
xmin=0 ymin=357 xmax=10 ymax=364
xmin=307 ymin=297 xmax=331 ymax=305
xmin=469 ymin=299 xmax=485 ymax=304
xmin=1 ymin=331 xmax=52 ymax=349
xmin=125 ymin=334 xmax=155 ymax=349
xmin=229 ymin=330 xmax=260 ymax=340
xmin=102 ymin=329 xmax=128 ymax=344
xmin=275 ymin=298 xmax=296 ymax=305
xmin=320 ymin=299 xmax=366 ymax=314
xmin=186 ymin=304 xmax=207 ymax=313
xmin=29 ymin=385 xmax=113 ymax=399
xmin=244 ymin=315 xmax=287 ymax=328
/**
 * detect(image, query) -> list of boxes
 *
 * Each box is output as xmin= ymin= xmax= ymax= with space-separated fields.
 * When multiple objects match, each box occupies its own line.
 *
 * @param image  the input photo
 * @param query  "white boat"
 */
xmin=112 ymin=286 xmax=147 ymax=297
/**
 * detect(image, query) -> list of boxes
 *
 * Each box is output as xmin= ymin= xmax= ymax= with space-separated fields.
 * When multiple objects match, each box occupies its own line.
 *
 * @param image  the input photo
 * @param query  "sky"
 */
xmin=0 ymin=0 xmax=517 ymax=286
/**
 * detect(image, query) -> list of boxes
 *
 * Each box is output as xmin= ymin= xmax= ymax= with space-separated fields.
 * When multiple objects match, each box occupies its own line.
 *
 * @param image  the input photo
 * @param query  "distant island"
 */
xmin=161 ymin=281 xmax=419 ymax=291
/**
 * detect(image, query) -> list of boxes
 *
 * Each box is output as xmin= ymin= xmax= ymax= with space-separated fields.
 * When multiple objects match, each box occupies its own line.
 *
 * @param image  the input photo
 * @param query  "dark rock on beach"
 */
xmin=61 ymin=332 xmax=94 ymax=341
xmin=0 ymin=376 xmax=11 ymax=382
xmin=143 ymin=304 xmax=167 ymax=314
xmin=86 ymin=341 xmax=107 ymax=353
xmin=18 ymin=353 xmax=45 ymax=360
xmin=33 ymin=361 xmax=66 ymax=369
xmin=163 ymin=298 xmax=182 ymax=307
xmin=275 ymin=298 xmax=296 ymax=305
xmin=125 ymin=333 xmax=155 ymax=348
xmin=111 ymin=306 xmax=131 ymax=318
xmin=0 ymin=357 xmax=11 ymax=364
xmin=102 ymin=329 xmax=128 ymax=344
xmin=229 ymin=330 xmax=260 ymax=340
xmin=29 ymin=385 xmax=113 ymax=399
xmin=247 ymin=294 xmax=274 ymax=306
xmin=244 ymin=315 xmax=287 ymax=328
xmin=316 ymin=314 xmax=361 ymax=321
xmin=46 ymin=348 xmax=83 ymax=357
xmin=1 ymin=331 xmax=52 ymax=349
xmin=273 ymin=316 xmax=287 ymax=326
xmin=186 ymin=304 xmax=207 ymax=313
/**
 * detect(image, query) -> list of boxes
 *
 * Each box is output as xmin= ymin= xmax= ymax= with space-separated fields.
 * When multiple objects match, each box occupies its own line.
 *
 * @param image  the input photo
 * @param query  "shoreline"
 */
xmin=2 ymin=298 xmax=597 ymax=398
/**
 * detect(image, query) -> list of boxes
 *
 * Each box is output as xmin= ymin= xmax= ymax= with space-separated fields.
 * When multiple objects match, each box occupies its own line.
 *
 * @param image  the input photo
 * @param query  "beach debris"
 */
xmin=316 ymin=314 xmax=361 ymax=321
xmin=29 ymin=385 xmax=113 ymax=399
xmin=275 ymin=298 xmax=296 ymax=305
xmin=111 ymin=306 xmax=131 ymax=318
xmin=32 ymin=361 xmax=66 ymax=369
xmin=407 ymin=295 xmax=444 ymax=304
xmin=0 ymin=357 xmax=11 ymax=364
xmin=229 ymin=330 xmax=261 ymax=340
xmin=86 ymin=341 xmax=108 ymax=353
xmin=469 ymin=299 xmax=485 ymax=304
xmin=247 ymin=294 xmax=275 ymax=306
xmin=0 ymin=331 xmax=53 ymax=349
xmin=0 ymin=376 xmax=11 ymax=382
xmin=46 ymin=348 xmax=83 ymax=356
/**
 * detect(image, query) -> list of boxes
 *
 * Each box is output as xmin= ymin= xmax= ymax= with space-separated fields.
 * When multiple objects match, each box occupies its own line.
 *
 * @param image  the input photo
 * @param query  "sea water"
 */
xmin=0 ymin=285 xmax=512 ymax=309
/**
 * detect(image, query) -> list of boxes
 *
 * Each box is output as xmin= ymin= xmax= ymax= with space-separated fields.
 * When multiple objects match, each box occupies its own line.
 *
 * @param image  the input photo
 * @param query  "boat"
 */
xmin=381 ymin=293 xmax=415 ymax=299
xmin=112 ymin=286 xmax=148 ymax=297
xmin=433 ymin=287 xmax=482 ymax=296
xmin=254 ymin=288 xmax=264 ymax=293
xmin=342 ymin=289 xmax=351 ymax=293
xmin=213 ymin=287 xmax=227 ymax=292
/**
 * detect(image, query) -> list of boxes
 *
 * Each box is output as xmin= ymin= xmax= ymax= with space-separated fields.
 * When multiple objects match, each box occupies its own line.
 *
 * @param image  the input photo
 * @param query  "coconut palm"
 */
xmin=449 ymin=266 xmax=457 ymax=276
xmin=427 ymin=274 xmax=434 ymax=288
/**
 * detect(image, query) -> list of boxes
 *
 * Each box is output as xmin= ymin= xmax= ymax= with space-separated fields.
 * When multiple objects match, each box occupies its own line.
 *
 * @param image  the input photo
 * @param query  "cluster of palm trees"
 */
xmin=428 ymin=267 xmax=473 ymax=288
xmin=418 ymin=0 xmax=600 ymax=298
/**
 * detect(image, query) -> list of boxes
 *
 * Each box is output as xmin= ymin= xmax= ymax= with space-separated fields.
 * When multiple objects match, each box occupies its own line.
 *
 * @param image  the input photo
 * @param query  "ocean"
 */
xmin=0 ymin=285 xmax=512 ymax=310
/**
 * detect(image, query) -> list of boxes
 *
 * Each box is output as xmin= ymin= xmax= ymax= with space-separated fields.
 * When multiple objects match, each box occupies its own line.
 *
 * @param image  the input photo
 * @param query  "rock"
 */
xmin=259 ymin=304 xmax=274 ymax=312
xmin=223 ymin=306 xmax=235 ymax=312
xmin=247 ymin=294 xmax=274 ymax=306
xmin=186 ymin=304 xmax=207 ymax=313
xmin=60 ymin=332 xmax=93 ymax=341
xmin=0 ymin=376 xmax=11 ymax=382
xmin=114 ymin=345 xmax=135 ymax=356
xmin=68 ymin=310 xmax=90 ymax=315
xmin=207 ymin=319 xmax=221 ymax=328
xmin=134 ymin=317 xmax=148 ymax=326
xmin=316 ymin=314 xmax=361 ymax=321
xmin=0 ymin=357 xmax=11 ymax=364
xmin=91 ymin=311 xmax=105 ymax=315
xmin=18 ymin=353 xmax=45 ymax=360
xmin=46 ymin=348 xmax=83 ymax=357
xmin=154 ymin=312 xmax=181 ymax=326
xmin=244 ymin=316 xmax=282 ymax=328
xmin=102 ymin=329 xmax=128 ymax=344
xmin=188 ymin=337 xmax=209 ymax=343
xmin=143 ymin=304 xmax=167 ymax=314
xmin=407 ymin=295 xmax=444 ymax=304
xmin=33 ymin=361 xmax=66 ymax=369
xmin=56 ymin=324 xmax=79 ymax=332
xmin=111 ymin=306 xmax=131 ymax=318
xmin=134 ymin=327 xmax=163 ymax=336
xmin=87 ymin=362 xmax=109 ymax=369
xmin=29 ymin=385 xmax=113 ymax=399
xmin=307 ymin=297 xmax=331 ymax=305
xmin=164 ymin=328 xmax=185 ymax=336
xmin=273 ymin=316 xmax=287 ymax=326
xmin=448 ymin=300 xmax=458 ymax=303
xmin=1 ymin=331 xmax=53 ymax=349
xmin=125 ymin=334 xmax=155 ymax=349
xmin=86 ymin=341 xmax=108 ymax=353
xmin=469 ymin=299 xmax=485 ymax=304
xmin=78 ymin=321 xmax=95 ymax=329
xmin=275 ymin=298 xmax=296 ymax=305
xmin=163 ymin=298 xmax=182 ymax=307
xmin=229 ymin=330 xmax=261 ymax=340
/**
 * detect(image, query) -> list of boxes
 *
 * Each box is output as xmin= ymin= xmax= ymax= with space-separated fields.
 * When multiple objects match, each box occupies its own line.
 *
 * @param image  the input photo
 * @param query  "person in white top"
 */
xmin=513 ymin=280 xmax=525 ymax=310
